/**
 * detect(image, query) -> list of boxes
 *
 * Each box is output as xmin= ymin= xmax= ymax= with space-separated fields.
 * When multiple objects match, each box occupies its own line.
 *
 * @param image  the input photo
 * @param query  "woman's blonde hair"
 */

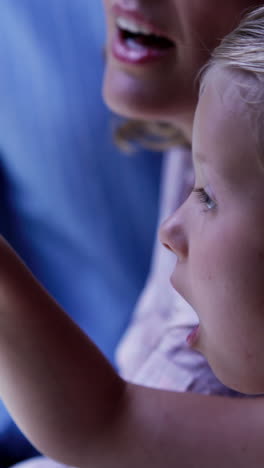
xmin=114 ymin=119 xmax=188 ymax=153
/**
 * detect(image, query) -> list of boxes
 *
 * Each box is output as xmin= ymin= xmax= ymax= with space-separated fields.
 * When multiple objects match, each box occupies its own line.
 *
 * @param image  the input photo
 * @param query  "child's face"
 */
xmin=160 ymin=68 xmax=264 ymax=394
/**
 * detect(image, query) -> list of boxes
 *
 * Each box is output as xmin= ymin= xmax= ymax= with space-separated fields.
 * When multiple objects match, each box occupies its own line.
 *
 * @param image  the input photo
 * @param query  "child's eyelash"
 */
xmin=193 ymin=188 xmax=217 ymax=210
xmin=193 ymin=188 xmax=208 ymax=203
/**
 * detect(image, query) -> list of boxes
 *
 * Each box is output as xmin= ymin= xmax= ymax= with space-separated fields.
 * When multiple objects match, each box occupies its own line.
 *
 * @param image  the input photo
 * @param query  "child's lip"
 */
xmin=186 ymin=324 xmax=200 ymax=347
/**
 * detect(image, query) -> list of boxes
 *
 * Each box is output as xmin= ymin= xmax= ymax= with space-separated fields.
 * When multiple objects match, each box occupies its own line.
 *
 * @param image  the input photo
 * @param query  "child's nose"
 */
xmin=159 ymin=211 xmax=188 ymax=260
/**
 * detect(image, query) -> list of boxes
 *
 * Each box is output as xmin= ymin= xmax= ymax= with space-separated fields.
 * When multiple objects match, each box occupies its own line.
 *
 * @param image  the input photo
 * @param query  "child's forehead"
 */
xmin=196 ymin=69 xmax=246 ymax=133
xmin=197 ymin=66 xmax=263 ymax=145
xmin=202 ymin=66 xmax=258 ymax=114
xmin=193 ymin=67 xmax=262 ymax=181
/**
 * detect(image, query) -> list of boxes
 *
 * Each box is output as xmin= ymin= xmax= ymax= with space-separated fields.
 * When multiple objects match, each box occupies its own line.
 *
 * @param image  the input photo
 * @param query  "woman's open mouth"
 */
xmin=112 ymin=14 xmax=175 ymax=65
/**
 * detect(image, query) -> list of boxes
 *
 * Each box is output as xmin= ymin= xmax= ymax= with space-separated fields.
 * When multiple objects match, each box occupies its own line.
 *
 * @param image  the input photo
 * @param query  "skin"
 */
xmin=160 ymin=67 xmax=264 ymax=395
xmin=3 ymin=1 xmax=264 ymax=467
xmin=0 ymin=238 xmax=264 ymax=468
xmin=103 ymin=0 xmax=257 ymax=138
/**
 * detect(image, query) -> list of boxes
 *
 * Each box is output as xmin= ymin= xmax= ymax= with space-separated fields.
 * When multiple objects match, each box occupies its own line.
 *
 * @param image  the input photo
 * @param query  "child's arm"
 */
xmin=0 ymin=236 xmax=263 ymax=468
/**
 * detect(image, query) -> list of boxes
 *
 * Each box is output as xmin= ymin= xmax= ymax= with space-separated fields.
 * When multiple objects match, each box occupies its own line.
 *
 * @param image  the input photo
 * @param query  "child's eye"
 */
xmin=193 ymin=188 xmax=217 ymax=211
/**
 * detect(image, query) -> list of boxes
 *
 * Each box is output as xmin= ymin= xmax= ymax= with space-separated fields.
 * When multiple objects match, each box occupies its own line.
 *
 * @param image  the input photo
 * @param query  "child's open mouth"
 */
xmin=186 ymin=324 xmax=200 ymax=347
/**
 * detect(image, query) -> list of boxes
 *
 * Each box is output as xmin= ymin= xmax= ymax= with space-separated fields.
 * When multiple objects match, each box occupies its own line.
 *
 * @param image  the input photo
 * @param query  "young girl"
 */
xmin=4 ymin=5 xmax=264 ymax=468
xmin=160 ymin=5 xmax=264 ymax=396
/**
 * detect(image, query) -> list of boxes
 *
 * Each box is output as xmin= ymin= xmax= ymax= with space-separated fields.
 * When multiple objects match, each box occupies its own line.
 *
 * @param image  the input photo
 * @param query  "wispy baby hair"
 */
xmin=200 ymin=6 xmax=264 ymax=158
xmin=205 ymin=5 xmax=264 ymax=79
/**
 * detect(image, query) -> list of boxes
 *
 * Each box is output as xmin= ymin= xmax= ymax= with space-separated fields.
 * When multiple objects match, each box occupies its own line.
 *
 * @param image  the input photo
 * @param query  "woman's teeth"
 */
xmin=116 ymin=16 xmax=153 ymax=36
xmin=115 ymin=17 xmax=175 ymax=50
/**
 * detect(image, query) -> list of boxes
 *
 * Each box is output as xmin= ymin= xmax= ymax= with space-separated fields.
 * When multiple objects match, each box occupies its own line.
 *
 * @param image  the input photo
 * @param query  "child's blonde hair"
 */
xmin=200 ymin=6 xmax=264 ymax=158
xmin=209 ymin=6 xmax=264 ymax=77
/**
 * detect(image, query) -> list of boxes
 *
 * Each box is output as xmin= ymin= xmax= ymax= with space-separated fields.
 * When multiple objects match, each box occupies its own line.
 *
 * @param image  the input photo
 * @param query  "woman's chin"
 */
xmin=102 ymin=66 xmax=177 ymax=122
xmin=103 ymin=81 xmax=157 ymax=121
xmin=103 ymin=85 xmax=141 ymax=120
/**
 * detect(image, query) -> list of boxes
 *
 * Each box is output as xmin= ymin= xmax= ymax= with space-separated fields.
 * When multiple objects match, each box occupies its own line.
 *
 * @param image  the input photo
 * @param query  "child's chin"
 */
xmin=232 ymin=379 xmax=264 ymax=396
xmin=210 ymin=363 xmax=262 ymax=395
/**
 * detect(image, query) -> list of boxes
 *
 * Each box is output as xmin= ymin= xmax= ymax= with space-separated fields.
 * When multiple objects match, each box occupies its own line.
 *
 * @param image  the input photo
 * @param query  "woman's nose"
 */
xmin=159 ymin=211 xmax=188 ymax=260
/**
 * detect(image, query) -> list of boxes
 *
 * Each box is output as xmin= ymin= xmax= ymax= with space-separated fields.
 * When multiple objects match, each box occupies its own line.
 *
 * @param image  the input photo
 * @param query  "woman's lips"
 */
xmin=112 ymin=4 xmax=175 ymax=41
xmin=112 ymin=29 xmax=174 ymax=65
xmin=110 ymin=4 xmax=175 ymax=65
